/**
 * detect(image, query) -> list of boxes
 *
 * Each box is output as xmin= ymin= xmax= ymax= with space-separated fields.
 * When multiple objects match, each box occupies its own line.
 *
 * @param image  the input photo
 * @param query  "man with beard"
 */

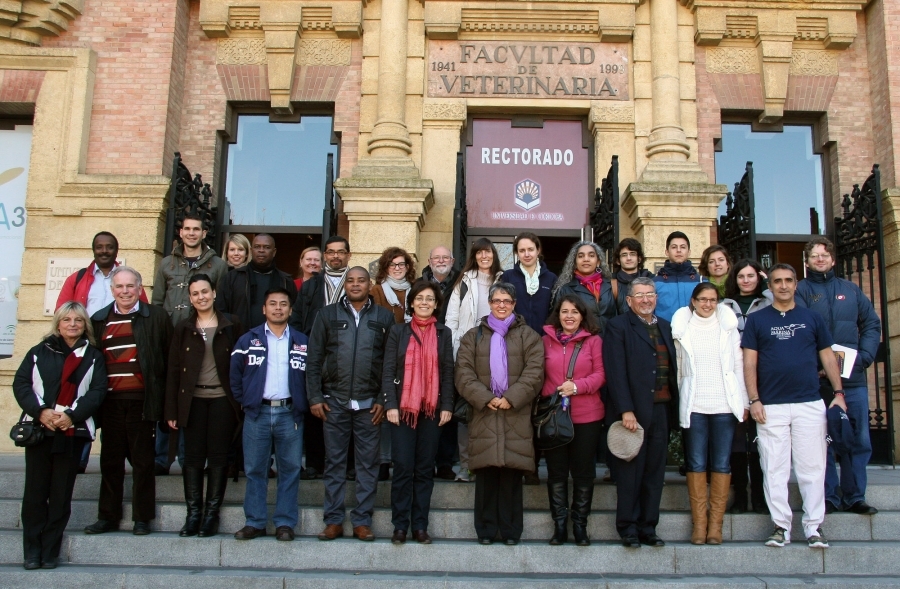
xmin=216 ymin=234 xmax=297 ymax=329
xmin=611 ymin=238 xmax=653 ymax=314
xmin=306 ymin=267 xmax=394 ymax=541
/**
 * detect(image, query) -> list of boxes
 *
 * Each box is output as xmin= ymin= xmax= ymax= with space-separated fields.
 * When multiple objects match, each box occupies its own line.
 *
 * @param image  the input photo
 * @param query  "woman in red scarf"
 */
xmin=381 ymin=280 xmax=455 ymax=544
xmin=551 ymin=240 xmax=617 ymax=335
xmin=13 ymin=302 xmax=107 ymax=570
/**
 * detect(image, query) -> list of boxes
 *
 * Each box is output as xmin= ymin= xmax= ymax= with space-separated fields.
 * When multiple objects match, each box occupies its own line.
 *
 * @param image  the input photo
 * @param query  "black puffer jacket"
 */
xmin=13 ymin=336 xmax=107 ymax=439
xmin=306 ymin=297 xmax=395 ymax=406
xmin=380 ymin=322 xmax=455 ymax=412
xmin=91 ymin=302 xmax=172 ymax=422
xmin=216 ymin=263 xmax=296 ymax=330
xmin=290 ymin=273 xmax=328 ymax=335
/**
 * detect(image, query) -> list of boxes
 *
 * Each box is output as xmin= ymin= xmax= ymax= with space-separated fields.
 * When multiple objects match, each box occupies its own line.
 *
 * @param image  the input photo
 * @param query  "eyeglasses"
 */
xmin=414 ymin=296 xmax=436 ymax=303
xmin=388 ymin=262 xmax=407 ymax=269
xmin=695 ymin=298 xmax=718 ymax=304
xmin=490 ymin=299 xmax=514 ymax=306
xmin=808 ymin=254 xmax=832 ymax=260
xmin=628 ymin=293 xmax=657 ymax=300
xmin=325 ymin=249 xmax=348 ymax=256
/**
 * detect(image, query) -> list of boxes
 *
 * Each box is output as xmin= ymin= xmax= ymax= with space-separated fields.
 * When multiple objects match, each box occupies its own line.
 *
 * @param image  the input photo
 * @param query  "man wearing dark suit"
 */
xmin=602 ymin=277 xmax=678 ymax=548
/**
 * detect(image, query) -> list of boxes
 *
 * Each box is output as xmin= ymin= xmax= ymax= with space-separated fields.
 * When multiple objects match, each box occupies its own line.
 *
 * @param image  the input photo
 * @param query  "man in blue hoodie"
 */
xmin=654 ymin=232 xmax=703 ymax=322
xmin=795 ymin=236 xmax=881 ymax=515
xmin=230 ymin=287 xmax=309 ymax=541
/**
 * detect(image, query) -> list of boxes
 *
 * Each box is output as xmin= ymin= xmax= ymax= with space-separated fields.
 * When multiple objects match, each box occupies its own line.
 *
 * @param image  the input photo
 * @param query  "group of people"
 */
xmin=13 ymin=218 xmax=880 ymax=569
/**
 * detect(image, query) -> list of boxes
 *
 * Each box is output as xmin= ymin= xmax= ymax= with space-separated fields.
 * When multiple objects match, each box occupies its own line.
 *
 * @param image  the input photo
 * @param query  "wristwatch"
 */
xmin=749 ymin=398 xmax=761 ymax=405
xmin=834 ymin=389 xmax=845 ymax=396
xmin=572 ymin=383 xmax=578 ymax=396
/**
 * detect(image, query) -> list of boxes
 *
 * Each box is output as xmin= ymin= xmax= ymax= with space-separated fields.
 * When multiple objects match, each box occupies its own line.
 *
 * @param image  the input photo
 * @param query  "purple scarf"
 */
xmin=487 ymin=313 xmax=516 ymax=397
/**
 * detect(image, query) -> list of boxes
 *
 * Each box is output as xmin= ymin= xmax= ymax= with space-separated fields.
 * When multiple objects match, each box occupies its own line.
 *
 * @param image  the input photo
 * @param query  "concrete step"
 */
xmin=3 ymin=471 xmax=899 ymax=511
xmin=1 ymin=564 xmax=900 ymax=589
xmin=0 ymin=498 xmax=894 ymax=542
xmin=0 ymin=530 xmax=898 ymax=576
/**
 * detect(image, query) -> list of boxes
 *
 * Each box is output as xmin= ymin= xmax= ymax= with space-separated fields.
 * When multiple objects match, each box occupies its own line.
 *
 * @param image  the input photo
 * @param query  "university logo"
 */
xmin=514 ymin=179 xmax=541 ymax=211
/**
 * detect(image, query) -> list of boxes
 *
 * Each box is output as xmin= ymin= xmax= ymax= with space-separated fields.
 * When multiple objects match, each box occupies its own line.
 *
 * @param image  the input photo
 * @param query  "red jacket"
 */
xmin=55 ymin=261 xmax=149 ymax=311
xmin=541 ymin=326 xmax=606 ymax=424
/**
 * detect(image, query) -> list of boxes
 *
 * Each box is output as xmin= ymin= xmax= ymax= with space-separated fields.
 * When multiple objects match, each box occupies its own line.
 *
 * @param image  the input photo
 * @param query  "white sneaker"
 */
xmin=808 ymin=529 xmax=829 ymax=549
xmin=765 ymin=526 xmax=789 ymax=547
xmin=455 ymin=469 xmax=474 ymax=482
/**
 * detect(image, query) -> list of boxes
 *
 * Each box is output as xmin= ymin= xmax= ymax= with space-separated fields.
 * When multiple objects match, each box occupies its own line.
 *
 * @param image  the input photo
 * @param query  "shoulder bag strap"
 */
xmin=611 ymin=278 xmax=618 ymax=302
xmin=565 ymin=341 xmax=584 ymax=381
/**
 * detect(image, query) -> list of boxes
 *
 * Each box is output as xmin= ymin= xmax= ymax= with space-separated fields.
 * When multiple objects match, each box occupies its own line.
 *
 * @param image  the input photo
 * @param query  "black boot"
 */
xmin=729 ymin=452 xmax=748 ymax=514
xmin=571 ymin=483 xmax=593 ymax=546
xmin=547 ymin=481 xmax=568 ymax=545
xmin=199 ymin=466 xmax=228 ymax=537
xmin=748 ymin=452 xmax=768 ymax=514
xmin=180 ymin=466 xmax=204 ymax=537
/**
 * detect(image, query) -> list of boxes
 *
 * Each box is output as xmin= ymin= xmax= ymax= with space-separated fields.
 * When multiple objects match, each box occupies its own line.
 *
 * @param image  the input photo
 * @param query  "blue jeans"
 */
xmin=154 ymin=425 xmax=184 ymax=469
xmin=685 ymin=412 xmax=737 ymax=473
xmin=825 ymin=386 xmax=872 ymax=507
xmin=242 ymin=404 xmax=303 ymax=529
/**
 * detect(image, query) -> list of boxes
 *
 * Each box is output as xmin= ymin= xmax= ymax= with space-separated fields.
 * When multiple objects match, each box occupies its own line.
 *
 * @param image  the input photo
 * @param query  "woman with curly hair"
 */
xmin=372 ymin=247 xmax=418 ymax=324
xmin=552 ymin=241 xmax=617 ymax=335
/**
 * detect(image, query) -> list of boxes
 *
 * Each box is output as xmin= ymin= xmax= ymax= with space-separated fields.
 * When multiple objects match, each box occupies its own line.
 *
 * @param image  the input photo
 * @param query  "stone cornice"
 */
xmin=0 ymin=0 xmax=84 ymax=46
xmin=199 ymin=1 xmax=363 ymax=40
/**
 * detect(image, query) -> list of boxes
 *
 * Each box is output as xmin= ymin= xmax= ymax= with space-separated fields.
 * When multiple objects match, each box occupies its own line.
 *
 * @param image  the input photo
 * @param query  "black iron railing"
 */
xmin=165 ymin=152 xmax=217 ymax=256
xmin=452 ymin=151 xmax=468 ymax=265
xmin=591 ymin=155 xmax=619 ymax=269
xmin=717 ymin=161 xmax=756 ymax=263
xmin=321 ymin=153 xmax=338 ymax=248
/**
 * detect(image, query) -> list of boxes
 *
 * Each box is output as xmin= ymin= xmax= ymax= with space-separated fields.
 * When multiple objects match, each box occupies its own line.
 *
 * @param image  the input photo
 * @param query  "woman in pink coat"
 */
xmin=540 ymin=294 xmax=606 ymax=546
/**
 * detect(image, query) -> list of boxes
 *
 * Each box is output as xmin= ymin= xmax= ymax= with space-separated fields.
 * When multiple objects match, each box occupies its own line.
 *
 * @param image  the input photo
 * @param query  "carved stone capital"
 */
xmin=0 ymin=0 xmax=84 ymax=46
xmin=200 ymin=1 xmax=363 ymax=40
xmin=423 ymin=101 xmax=466 ymax=121
xmin=297 ymin=39 xmax=351 ymax=66
xmin=589 ymin=102 xmax=635 ymax=133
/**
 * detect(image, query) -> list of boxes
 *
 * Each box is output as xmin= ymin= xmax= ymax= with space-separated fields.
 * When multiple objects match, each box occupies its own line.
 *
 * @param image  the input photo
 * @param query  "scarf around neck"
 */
xmin=381 ymin=276 xmax=412 ymax=322
xmin=575 ymin=270 xmax=604 ymax=301
xmin=487 ymin=313 xmax=516 ymax=397
xmin=57 ymin=339 xmax=89 ymax=437
xmin=323 ymin=264 xmax=349 ymax=305
xmin=400 ymin=315 xmax=439 ymax=427
xmin=520 ymin=263 xmax=540 ymax=296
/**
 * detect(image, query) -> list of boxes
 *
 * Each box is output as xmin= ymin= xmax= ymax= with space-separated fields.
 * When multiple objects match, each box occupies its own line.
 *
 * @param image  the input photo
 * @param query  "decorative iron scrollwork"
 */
xmin=717 ymin=161 xmax=756 ymax=263
xmin=591 ymin=155 xmax=619 ymax=268
xmin=321 ymin=153 xmax=338 ymax=248
xmin=165 ymin=152 xmax=217 ymax=256
xmin=453 ymin=151 xmax=468 ymax=265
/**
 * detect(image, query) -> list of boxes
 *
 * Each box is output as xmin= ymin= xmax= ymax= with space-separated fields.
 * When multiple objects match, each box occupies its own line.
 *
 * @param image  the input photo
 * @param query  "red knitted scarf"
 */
xmin=400 ymin=315 xmax=439 ymax=428
xmin=575 ymin=271 xmax=604 ymax=301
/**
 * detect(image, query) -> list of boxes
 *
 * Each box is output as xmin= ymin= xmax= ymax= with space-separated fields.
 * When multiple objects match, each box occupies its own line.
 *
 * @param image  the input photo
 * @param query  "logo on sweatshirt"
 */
xmin=770 ymin=323 xmax=807 ymax=340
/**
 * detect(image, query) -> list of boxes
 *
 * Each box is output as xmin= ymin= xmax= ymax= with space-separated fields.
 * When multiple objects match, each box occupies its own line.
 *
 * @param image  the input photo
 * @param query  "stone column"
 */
xmin=367 ymin=0 xmax=413 ymax=160
xmin=646 ymin=0 xmax=689 ymax=164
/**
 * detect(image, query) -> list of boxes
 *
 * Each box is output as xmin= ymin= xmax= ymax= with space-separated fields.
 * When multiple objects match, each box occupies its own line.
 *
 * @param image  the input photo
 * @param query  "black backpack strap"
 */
xmin=565 ymin=341 xmax=584 ymax=381
xmin=74 ymin=267 xmax=88 ymax=287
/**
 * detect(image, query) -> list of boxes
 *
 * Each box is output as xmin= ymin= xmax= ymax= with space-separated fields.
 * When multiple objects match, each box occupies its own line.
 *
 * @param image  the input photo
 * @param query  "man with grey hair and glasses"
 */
xmin=602 ymin=277 xmax=678 ymax=548
xmin=84 ymin=266 xmax=172 ymax=536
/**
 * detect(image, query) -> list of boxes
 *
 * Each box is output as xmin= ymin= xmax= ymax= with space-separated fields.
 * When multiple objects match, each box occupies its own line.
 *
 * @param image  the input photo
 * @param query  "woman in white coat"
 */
xmin=671 ymin=282 xmax=749 ymax=545
xmin=445 ymin=238 xmax=503 ymax=482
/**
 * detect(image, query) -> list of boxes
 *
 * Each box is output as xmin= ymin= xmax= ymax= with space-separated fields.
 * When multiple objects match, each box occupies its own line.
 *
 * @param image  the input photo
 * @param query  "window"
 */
xmin=715 ymin=124 xmax=824 ymax=236
xmin=225 ymin=115 xmax=338 ymax=227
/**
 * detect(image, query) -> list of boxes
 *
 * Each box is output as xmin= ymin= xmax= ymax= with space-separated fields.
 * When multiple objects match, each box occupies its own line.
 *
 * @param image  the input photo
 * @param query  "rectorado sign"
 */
xmin=466 ymin=119 xmax=589 ymax=230
xmin=428 ymin=41 xmax=629 ymax=100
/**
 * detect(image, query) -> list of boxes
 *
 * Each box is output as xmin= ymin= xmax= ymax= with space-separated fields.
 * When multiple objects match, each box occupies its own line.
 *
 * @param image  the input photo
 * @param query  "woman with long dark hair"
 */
xmin=700 ymin=245 xmax=731 ymax=299
xmin=382 ymin=280 xmax=455 ymax=544
xmin=14 ymin=302 xmax=107 ymax=570
xmin=165 ymin=274 xmax=244 ymax=537
xmin=541 ymin=294 xmax=606 ymax=545
xmin=722 ymin=259 xmax=772 ymax=514
xmin=445 ymin=238 xmax=503 ymax=482
xmin=552 ymin=241 xmax=616 ymax=334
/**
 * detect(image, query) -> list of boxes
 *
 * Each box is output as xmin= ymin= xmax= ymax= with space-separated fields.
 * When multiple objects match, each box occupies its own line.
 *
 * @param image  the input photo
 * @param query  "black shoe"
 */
xmin=523 ymin=472 xmax=540 ymax=485
xmin=133 ymin=521 xmax=151 ymax=535
xmin=392 ymin=529 xmax=407 ymax=544
xmin=478 ymin=537 xmax=493 ymax=545
xmin=154 ymin=463 xmax=170 ymax=476
xmin=435 ymin=465 xmax=456 ymax=480
xmin=347 ymin=468 xmax=356 ymax=481
xmin=23 ymin=559 xmax=41 ymax=570
xmin=41 ymin=557 xmax=58 ymax=569
xmin=730 ymin=504 xmax=746 ymax=515
xmin=825 ymin=501 xmax=840 ymax=514
xmin=378 ymin=463 xmax=391 ymax=481
xmin=753 ymin=502 xmax=770 ymax=515
xmin=180 ymin=466 xmax=204 ymax=537
xmin=504 ymin=538 xmax=518 ymax=545
xmin=848 ymin=501 xmax=878 ymax=515
xmin=234 ymin=525 xmax=267 ymax=540
xmin=301 ymin=466 xmax=323 ymax=480
xmin=84 ymin=519 xmax=117 ymax=534
xmin=622 ymin=535 xmax=641 ymax=548
xmin=640 ymin=534 xmax=665 ymax=547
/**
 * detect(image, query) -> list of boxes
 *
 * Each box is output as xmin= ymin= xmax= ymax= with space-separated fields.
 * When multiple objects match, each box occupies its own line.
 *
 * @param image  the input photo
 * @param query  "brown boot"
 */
xmin=706 ymin=472 xmax=731 ymax=545
xmin=686 ymin=472 xmax=708 ymax=545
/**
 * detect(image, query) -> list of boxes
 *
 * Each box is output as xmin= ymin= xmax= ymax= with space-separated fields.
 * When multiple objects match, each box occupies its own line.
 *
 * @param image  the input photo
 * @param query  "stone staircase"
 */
xmin=1 ymin=464 xmax=899 ymax=588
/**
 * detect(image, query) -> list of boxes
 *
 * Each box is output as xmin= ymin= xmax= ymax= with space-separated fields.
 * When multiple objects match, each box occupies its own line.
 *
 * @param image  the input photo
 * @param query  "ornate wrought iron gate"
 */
xmin=321 ymin=153 xmax=338 ymax=248
xmin=834 ymin=165 xmax=895 ymax=465
xmin=452 ymin=151 xmax=468 ymax=265
xmin=591 ymin=155 xmax=619 ymax=269
xmin=717 ymin=161 xmax=756 ymax=262
xmin=165 ymin=152 xmax=218 ymax=257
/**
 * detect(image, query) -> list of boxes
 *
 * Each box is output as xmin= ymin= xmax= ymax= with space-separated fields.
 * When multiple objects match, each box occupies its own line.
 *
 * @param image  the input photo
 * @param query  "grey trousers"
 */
xmin=322 ymin=401 xmax=381 ymax=527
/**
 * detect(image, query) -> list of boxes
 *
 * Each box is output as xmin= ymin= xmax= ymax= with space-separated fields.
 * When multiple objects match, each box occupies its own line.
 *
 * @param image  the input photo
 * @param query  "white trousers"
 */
xmin=756 ymin=400 xmax=827 ymax=539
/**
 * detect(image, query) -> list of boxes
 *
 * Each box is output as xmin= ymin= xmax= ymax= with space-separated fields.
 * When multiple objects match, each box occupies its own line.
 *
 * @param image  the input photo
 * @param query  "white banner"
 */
xmin=0 ymin=125 xmax=31 ymax=356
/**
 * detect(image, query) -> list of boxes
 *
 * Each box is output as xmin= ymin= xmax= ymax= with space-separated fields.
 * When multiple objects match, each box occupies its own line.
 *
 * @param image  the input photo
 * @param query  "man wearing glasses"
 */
xmin=421 ymin=246 xmax=458 ymax=323
xmin=602 ymin=277 xmax=678 ymax=548
xmin=216 ymin=233 xmax=297 ymax=330
xmin=795 ymin=237 xmax=881 ymax=516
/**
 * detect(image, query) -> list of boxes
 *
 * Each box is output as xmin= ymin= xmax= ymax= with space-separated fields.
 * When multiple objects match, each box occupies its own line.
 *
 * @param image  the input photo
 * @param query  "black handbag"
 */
xmin=9 ymin=411 xmax=45 ymax=448
xmin=532 ymin=341 xmax=582 ymax=450
xmin=452 ymin=392 xmax=472 ymax=424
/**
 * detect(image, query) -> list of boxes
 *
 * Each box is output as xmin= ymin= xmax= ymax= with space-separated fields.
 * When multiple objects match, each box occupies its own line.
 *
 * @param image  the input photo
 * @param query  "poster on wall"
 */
xmin=465 ymin=119 xmax=589 ymax=230
xmin=0 ymin=125 xmax=31 ymax=356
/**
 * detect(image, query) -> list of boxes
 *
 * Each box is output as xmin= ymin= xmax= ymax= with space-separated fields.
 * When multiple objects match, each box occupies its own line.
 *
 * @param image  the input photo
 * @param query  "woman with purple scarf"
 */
xmin=455 ymin=283 xmax=544 ymax=545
